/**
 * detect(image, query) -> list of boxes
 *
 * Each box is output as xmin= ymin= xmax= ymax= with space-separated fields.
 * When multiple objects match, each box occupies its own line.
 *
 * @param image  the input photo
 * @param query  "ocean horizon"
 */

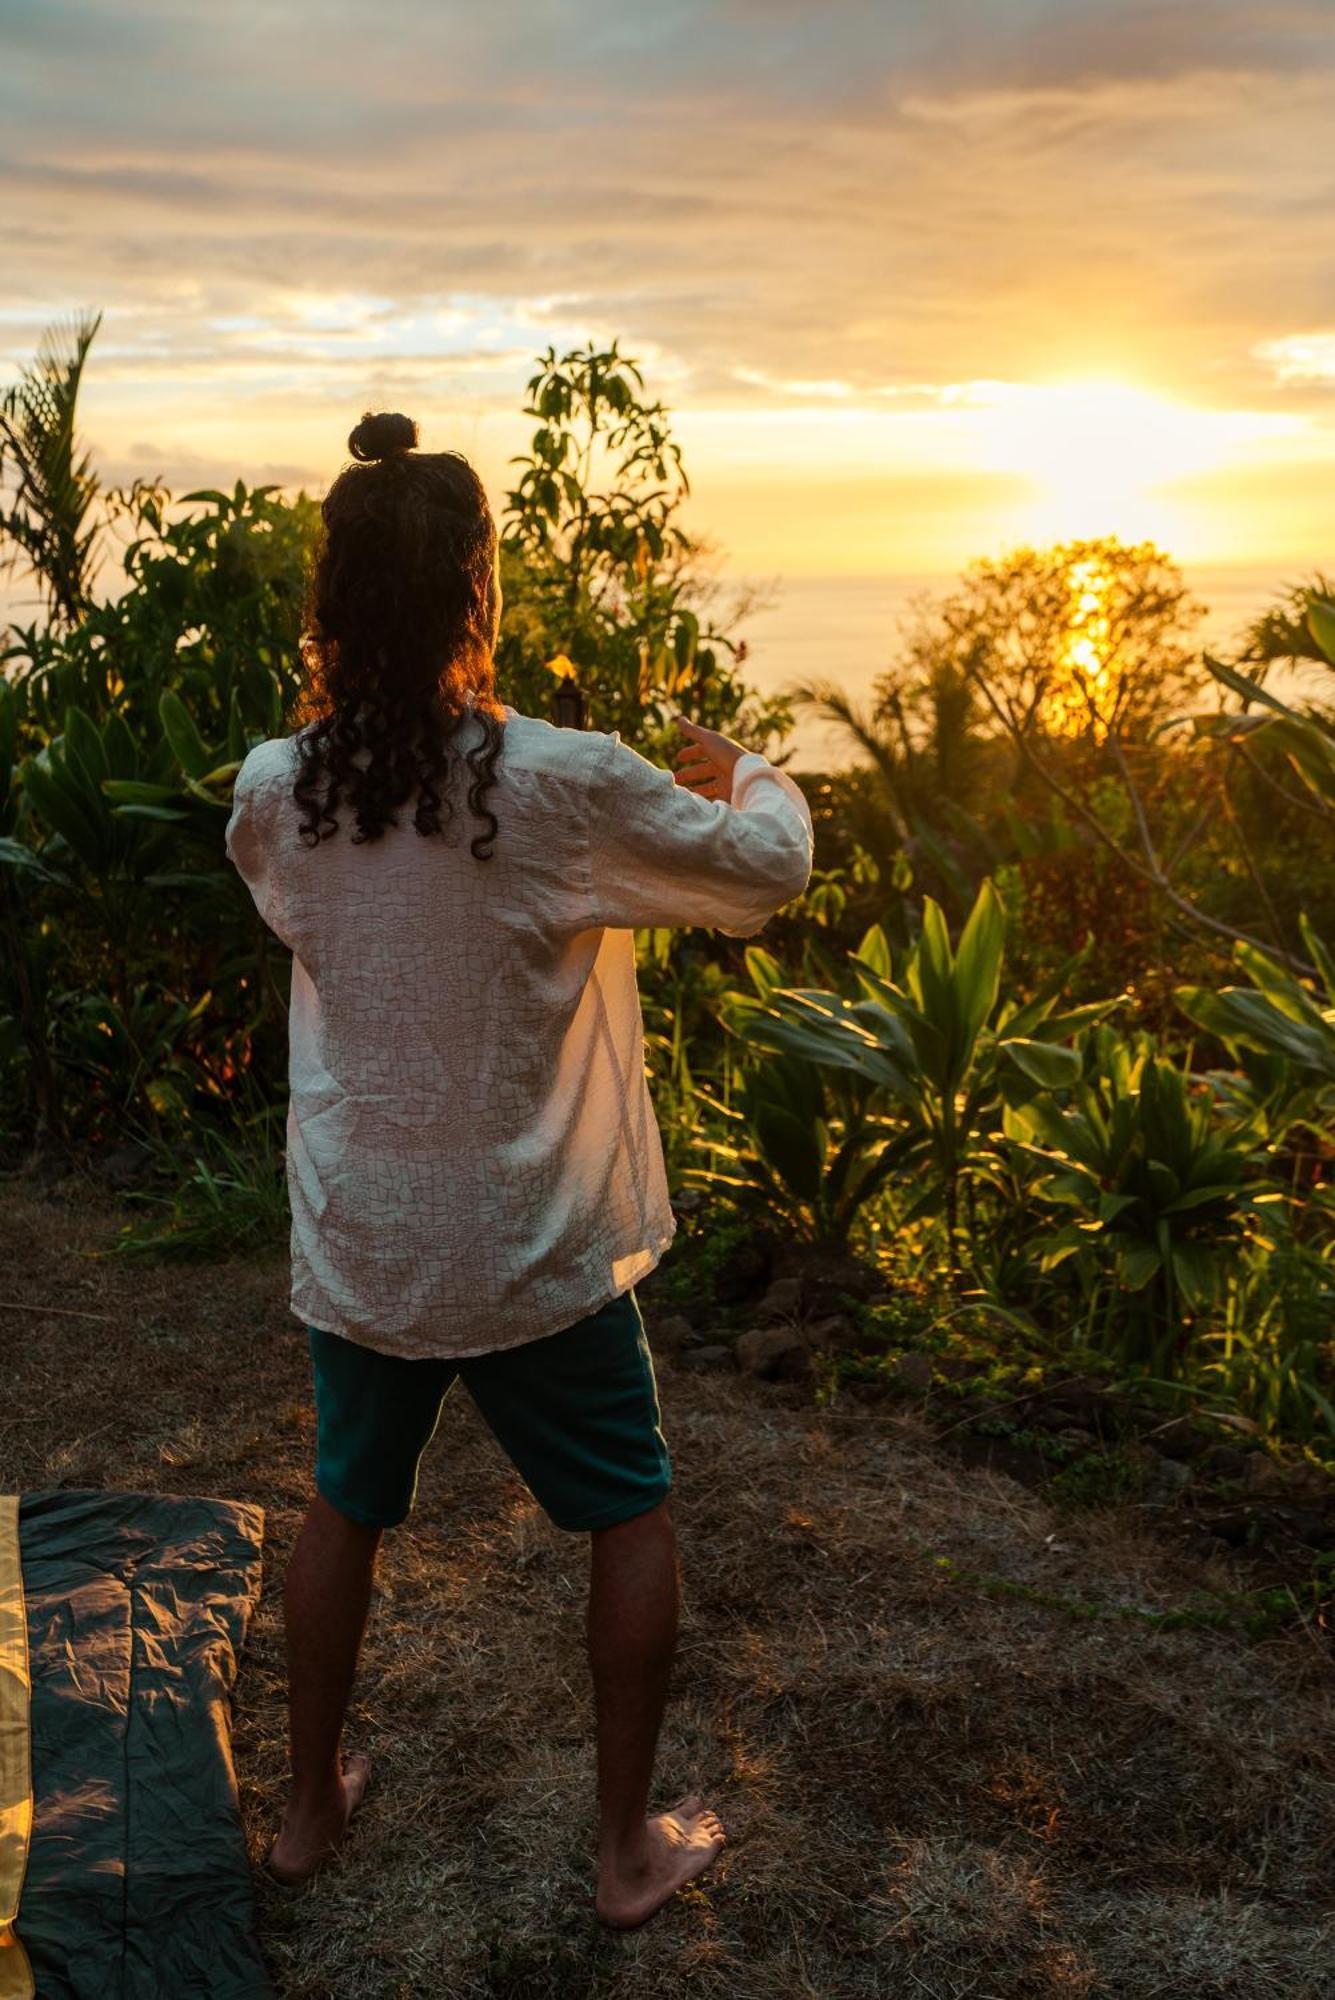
xmin=727 ymin=563 xmax=1320 ymax=768
xmin=3 ymin=559 xmax=1322 ymax=773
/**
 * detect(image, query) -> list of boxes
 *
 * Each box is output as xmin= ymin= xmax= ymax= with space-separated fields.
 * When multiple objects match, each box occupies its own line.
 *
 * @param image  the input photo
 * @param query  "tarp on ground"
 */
xmin=0 ymin=1488 xmax=271 ymax=1999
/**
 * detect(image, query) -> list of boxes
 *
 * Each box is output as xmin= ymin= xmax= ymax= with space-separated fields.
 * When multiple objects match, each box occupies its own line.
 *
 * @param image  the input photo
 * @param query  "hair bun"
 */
xmin=348 ymin=410 xmax=419 ymax=462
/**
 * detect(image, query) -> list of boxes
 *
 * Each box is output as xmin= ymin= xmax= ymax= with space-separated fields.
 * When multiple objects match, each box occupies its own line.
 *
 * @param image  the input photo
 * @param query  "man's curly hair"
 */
xmin=291 ymin=410 xmax=506 ymax=858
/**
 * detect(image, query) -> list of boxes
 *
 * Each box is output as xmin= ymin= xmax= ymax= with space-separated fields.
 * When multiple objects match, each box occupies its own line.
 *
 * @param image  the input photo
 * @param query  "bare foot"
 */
xmin=266 ymin=1752 xmax=373 ymax=1888
xmin=596 ymin=1794 xmax=726 ymax=1930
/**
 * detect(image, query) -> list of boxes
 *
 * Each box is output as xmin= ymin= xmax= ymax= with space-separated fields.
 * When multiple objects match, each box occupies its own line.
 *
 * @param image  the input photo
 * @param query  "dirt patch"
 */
xmin=3 ymin=1171 xmax=1333 ymax=1999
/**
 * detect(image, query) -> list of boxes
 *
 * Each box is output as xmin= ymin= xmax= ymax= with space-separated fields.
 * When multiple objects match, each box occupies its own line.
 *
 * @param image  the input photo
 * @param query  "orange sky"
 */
xmin=3 ymin=1 xmax=1333 ymax=582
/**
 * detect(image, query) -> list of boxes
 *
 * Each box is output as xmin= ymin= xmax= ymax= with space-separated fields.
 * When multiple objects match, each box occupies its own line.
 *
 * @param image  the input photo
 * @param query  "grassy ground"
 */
xmin=3 ymin=1171 xmax=1333 ymax=2000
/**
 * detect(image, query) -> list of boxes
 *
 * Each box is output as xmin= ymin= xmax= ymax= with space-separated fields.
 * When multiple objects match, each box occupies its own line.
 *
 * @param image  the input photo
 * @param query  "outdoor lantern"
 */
xmin=547 ymin=653 xmax=587 ymax=729
xmin=552 ymin=678 xmax=586 ymax=729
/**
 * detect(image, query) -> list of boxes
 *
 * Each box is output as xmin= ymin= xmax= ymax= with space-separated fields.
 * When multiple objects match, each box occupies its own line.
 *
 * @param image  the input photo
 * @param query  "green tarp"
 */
xmin=15 ymin=1489 xmax=271 ymax=1999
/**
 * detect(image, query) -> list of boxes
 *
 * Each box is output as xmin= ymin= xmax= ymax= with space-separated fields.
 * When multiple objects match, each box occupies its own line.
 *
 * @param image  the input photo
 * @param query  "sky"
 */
xmin=2 ymin=0 xmax=1333 ymax=601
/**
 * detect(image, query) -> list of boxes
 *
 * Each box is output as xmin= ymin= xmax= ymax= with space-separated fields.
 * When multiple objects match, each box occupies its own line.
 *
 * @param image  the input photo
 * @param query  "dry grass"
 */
xmin=3 ymin=1171 xmax=1333 ymax=2000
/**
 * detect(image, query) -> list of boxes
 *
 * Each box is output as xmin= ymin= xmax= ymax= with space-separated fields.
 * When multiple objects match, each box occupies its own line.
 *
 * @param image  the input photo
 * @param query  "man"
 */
xmin=224 ymin=411 xmax=813 ymax=1927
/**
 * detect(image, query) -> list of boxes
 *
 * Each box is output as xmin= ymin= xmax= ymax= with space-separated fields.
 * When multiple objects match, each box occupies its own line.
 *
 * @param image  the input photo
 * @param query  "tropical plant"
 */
xmin=0 ymin=309 xmax=104 ymax=627
xmin=104 ymin=1092 xmax=290 ymax=1262
xmin=1006 ymin=1028 xmax=1271 ymax=1373
xmin=681 ymin=943 xmax=906 ymax=1247
xmin=1187 ymin=592 xmax=1335 ymax=827
xmin=497 ymin=340 xmax=790 ymax=754
xmin=6 ymin=477 xmax=316 ymax=742
xmin=718 ymin=881 xmax=1121 ymax=1276
xmin=1178 ymin=923 xmax=1335 ymax=1102
xmin=1202 ymin=1231 xmax=1335 ymax=1442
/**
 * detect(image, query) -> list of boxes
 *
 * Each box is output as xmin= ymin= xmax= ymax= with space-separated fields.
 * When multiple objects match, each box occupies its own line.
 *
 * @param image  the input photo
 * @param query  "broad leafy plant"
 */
xmin=681 ymin=944 xmax=906 ymax=1247
xmin=1006 ymin=1028 xmax=1271 ymax=1373
xmin=1178 ymin=923 xmax=1335 ymax=1109
xmin=709 ymin=882 xmax=1120 ymax=1273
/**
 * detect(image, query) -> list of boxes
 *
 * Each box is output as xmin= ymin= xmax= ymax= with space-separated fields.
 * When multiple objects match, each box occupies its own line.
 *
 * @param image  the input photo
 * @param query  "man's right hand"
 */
xmin=671 ymin=715 xmax=750 ymax=803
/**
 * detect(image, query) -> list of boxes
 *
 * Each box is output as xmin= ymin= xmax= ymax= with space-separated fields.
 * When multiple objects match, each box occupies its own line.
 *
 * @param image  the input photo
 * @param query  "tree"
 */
xmin=980 ymin=571 xmax=1335 ymax=974
xmin=789 ymin=540 xmax=1203 ymax=926
xmin=934 ymin=538 xmax=1204 ymax=745
xmin=497 ymin=341 xmax=791 ymax=755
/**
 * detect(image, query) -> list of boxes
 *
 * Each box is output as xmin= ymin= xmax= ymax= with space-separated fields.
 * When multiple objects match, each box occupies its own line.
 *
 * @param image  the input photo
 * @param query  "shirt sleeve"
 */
xmin=224 ymin=747 xmax=281 ymax=933
xmin=585 ymin=731 xmax=814 ymax=937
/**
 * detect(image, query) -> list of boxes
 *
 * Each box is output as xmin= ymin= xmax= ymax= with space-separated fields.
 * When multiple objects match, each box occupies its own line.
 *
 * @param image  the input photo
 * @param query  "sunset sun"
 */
xmin=966 ymin=378 xmax=1302 ymax=546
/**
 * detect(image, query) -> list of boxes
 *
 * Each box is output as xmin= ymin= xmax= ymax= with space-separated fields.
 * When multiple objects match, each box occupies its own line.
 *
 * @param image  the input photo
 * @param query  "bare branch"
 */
xmin=971 ymin=671 xmax=1317 ymax=975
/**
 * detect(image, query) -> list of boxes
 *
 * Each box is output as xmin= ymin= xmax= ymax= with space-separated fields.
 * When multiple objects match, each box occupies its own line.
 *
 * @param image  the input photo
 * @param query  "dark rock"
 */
xmin=735 ymin=1326 xmax=809 ymax=1382
xmin=1277 ymin=1461 xmax=1334 ymax=1505
xmin=934 ymin=1354 xmax=983 ymax=1384
xmin=1146 ymin=1417 xmax=1212 ymax=1463
xmin=1207 ymin=1507 xmax=1255 ymax=1548
xmin=648 ymin=1314 xmax=696 ymax=1356
xmin=678 ymin=1343 xmax=734 ymax=1373
xmin=1150 ymin=1457 xmax=1192 ymax=1499
xmin=1125 ymin=1441 xmax=1191 ymax=1501
xmin=805 ymin=1313 xmax=861 ymax=1354
xmin=952 ymin=1433 xmax=1050 ymax=1490
xmin=754 ymin=1276 xmax=804 ymax=1323
xmin=97 ymin=1141 xmax=155 ymax=1190
xmin=1243 ymin=1453 xmax=1291 ymax=1499
xmin=1055 ymin=1426 xmax=1096 ymax=1449
xmin=1027 ymin=1401 xmax=1078 ymax=1433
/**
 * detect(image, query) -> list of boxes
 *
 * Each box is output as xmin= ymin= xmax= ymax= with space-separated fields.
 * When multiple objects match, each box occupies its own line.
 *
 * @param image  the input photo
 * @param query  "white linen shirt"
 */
xmin=224 ymin=703 xmax=814 ymax=1359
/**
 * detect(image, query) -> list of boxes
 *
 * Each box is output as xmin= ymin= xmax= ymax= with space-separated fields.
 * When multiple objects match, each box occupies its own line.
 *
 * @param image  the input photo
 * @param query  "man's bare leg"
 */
xmin=268 ymin=1493 xmax=379 ymax=1885
xmin=589 ymin=1500 xmax=725 ymax=1927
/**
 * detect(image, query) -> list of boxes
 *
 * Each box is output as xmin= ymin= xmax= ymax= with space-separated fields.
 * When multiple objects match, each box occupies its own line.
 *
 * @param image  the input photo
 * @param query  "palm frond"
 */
xmin=787 ymin=675 xmax=909 ymax=832
xmin=0 ymin=309 xmax=104 ymax=626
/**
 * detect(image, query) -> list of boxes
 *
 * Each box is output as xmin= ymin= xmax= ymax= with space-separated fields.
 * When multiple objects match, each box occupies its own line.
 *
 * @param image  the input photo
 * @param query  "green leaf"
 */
xmin=159 ymin=690 xmax=214 ymax=779
xmin=1002 ymin=1037 xmax=1083 ymax=1088
xmin=20 ymin=757 xmax=105 ymax=872
xmin=1161 ymin=1184 xmax=1239 ymax=1215
xmin=752 ymin=1101 xmax=823 ymax=1202
xmin=102 ymin=709 xmax=140 ymax=780
xmin=1170 ymin=1240 xmax=1218 ymax=1305
xmin=744 ymin=947 xmax=786 ymax=1000
xmin=143 ymin=870 xmax=236 ymax=889
xmin=853 ymin=924 xmax=893 ymax=981
xmin=913 ymin=897 xmax=955 ymax=1032
xmin=1201 ymin=652 xmax=1300 ymax=723
xmin=1298 ymin=916 xmax=1335 ymax=1002
xmin=1119 ymin=1240 xmax=1162 ymax=1290
xmin=62 ymin=705 xmax=109 ymax=791
xmin=0 ymin=835 xmax=60 ymax=880
xmin=1307 ymin=595 xmax=1335 ymax=666
xmin=952 ymin=878 xmax=1006 ymax=1051
xmin=102 ymin=779 xmax=182 ymax=807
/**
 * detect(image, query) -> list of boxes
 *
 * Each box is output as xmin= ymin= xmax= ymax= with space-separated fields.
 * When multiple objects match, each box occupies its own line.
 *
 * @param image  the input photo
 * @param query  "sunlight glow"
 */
xmin=1050 ymin=557 xmax=1117 ymax=737
xmin=960 ymin=378 xmax=1303 ymax=545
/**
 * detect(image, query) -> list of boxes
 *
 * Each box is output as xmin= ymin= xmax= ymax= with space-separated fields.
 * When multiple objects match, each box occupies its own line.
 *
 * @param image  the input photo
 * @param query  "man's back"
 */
xmin=226 ymin=704 xmax=812 ymax=1359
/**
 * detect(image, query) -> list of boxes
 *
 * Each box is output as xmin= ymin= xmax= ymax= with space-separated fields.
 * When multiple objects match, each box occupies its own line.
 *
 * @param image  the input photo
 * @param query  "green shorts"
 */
xmin=306 ymin=1288 xmax=672 ymax=1533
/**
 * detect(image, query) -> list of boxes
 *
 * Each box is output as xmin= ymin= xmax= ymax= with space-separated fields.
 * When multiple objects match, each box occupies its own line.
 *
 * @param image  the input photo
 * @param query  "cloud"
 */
xmin=1257 ymin=334 xmax=1335 ymax=386
xmin=1 ymin=0 xmax=1331 ymax=571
